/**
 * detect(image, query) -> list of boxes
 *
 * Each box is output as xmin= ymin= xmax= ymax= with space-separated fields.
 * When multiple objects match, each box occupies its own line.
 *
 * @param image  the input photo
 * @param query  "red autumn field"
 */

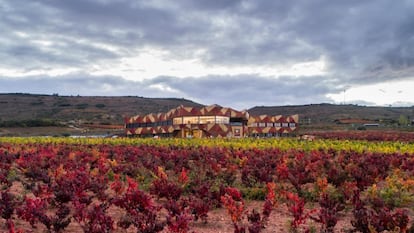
xmin=308 ymin=130 xmax=414 ymax=142
xmin=1 ymin=137 xmax=414 ymax=232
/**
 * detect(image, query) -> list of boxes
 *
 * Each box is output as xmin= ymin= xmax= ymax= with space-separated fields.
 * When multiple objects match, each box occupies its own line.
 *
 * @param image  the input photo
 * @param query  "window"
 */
xmin=183 ymin=116 xmax=199 ymax=124
xmin=282 ymin=123 xmax=289 ymax=127
xmin=289 ymin=123 xmax=296 ymax=127
xmin=266 ymin=123 xmax=273 ymax=127
xmin=249 ymin=123 xmax=258 ymax=127
xmin=274 ymin=123 xmax=281 ymax=127
xmin=258 ymin=123 xmax=266 ymax=127
xmin=199 ymin=116 xmax=215 ymax=124
xmin=173 ymin=117 xmax=183 ymax=125
xmin=234 ymin=128 xmax=241 ymax=137
xmin=215 ymin=116 xmax=230 ymax=124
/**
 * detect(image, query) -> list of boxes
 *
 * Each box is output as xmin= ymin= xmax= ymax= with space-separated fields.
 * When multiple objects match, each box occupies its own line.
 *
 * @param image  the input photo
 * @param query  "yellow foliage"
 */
xmin=1 ymin=136 xmax=414 ymax=154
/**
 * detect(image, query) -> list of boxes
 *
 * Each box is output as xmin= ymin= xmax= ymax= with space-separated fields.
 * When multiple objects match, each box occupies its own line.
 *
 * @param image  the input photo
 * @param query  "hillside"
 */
xmin=1 ymin=94 xmax=413 ymax=136
xmin=0 ymin=93 xmax=203 ymax=126
xmin=249 ymin=103 xmax=414 ymax=130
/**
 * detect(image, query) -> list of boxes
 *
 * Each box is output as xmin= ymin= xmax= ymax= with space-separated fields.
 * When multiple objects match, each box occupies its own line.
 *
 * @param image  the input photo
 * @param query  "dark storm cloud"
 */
xmin=0 ymin=0 xmax=201 ymax=69
xmin=286 ymin=0 xmax=414 ymax=83
xmin=39 ymin=0 xmax=195 ymax=44
xmin=2 ymin=0 xmax=413 ymax=74
xmin=1 ymin=0 xmax=413 ymax=106
xmin=184 ymin=0 xmax=414 ymax=84
xmin=181 ymin=0 xmax=243 ymax=10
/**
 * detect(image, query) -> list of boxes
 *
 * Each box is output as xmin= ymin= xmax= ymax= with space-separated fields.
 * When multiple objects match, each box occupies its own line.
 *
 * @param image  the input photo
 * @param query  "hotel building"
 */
xmin=125 ymin=105 xmax=298 ymax=138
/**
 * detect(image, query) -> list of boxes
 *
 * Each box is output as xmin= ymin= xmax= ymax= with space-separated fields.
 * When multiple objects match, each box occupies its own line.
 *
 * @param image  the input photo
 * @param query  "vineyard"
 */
xmin=1 ymin=135 xmax=414 ymax=232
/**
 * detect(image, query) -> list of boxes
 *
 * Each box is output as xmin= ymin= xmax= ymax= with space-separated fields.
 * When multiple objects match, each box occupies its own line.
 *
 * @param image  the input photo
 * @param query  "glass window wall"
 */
xmin=215 ymin=116 xmax=230 ymax=124
xmin=173 ymin=117 xmax=183 ymax=125
xmin=183 ymin=116 xmax=199 ymax=124
xmin=173 ymin=115 xmax=231 ymax=125
xmin=199 ymin=116 xmax=215 ymax=124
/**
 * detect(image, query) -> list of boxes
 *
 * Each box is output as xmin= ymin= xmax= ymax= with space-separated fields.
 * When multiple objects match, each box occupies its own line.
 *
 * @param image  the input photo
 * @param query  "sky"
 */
xmin=1 ymin=0 xmax=413 ymax=109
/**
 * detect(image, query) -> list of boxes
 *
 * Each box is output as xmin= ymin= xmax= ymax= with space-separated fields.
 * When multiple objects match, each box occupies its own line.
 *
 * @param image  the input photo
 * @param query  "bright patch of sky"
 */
xmin=328 ymin=79 xmax=414 ymax=106
xmin=90 ymin=48 xmax=327 ymax=80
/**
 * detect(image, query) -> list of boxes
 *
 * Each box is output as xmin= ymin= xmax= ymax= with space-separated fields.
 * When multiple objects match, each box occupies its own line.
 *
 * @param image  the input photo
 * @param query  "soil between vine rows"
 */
xmin=2 ymin=180 xmax=356 ymax=233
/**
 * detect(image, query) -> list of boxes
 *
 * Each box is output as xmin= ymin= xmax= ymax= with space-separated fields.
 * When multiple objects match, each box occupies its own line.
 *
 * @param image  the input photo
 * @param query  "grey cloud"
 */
xmin=0 ymin=73 xmax=177 ymax=98
xmin=390 ymin=101 xmax=414 ymax=107
xmin=0 ymin=74 xmax=133 ymax=96
xmin=1 ymin=0 xmax=414 ymax=107
xmin=195 ymin=0 xmax=414 ymax=84
xmin=180 ymin=0 xmax=243 ymax=11
xmin=290 ymin=0 xmax=414 ymax=82
xmin=0 ymin=0 xmax=191 ymax=69
xmin=0 ymin=37 xmax=119 ymax=69
xmin=0 ymin=74 xmax=338 ymax=109
xmin=3 ymin=0 xmax=413 ymax=75
xmin=28 ymin=0 xmax=199 ymax=45
xmin=146 ymin=75 xmax=338 ymax=109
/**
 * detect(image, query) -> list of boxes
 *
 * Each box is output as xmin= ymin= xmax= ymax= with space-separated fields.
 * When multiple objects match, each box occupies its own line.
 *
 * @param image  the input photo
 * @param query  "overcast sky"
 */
xmin=1 ymin=0 xmax=413 ymax=109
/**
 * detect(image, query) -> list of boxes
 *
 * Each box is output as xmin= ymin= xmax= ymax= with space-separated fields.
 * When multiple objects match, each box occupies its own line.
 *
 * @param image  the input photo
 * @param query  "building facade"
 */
xmin=125 ymin=105 xmax=298 ymax=138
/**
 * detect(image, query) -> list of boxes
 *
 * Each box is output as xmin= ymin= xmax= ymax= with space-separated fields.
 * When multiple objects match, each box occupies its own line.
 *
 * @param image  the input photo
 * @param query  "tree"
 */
xmin=398 ymin=115 xmax=409 ymax=126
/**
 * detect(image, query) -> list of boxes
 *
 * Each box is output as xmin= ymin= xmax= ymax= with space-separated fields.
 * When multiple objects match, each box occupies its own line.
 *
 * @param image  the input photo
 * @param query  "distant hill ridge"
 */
xmin=0 ymin=93 xmax=202 ymax=125
xmin=0 ymin=94 xmax=413 ymax=127
xmin=249 ymin=103 xmax=414 ymax=126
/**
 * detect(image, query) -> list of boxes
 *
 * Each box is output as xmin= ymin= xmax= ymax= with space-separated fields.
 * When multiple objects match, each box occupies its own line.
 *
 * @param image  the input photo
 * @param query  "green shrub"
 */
xmin=0 ymin=119 xmax=61 ymax=127
xmin=76 ymin=103 xmax=89 ymax=109
xmin=240 ymin=187 xmax=266 ymax=200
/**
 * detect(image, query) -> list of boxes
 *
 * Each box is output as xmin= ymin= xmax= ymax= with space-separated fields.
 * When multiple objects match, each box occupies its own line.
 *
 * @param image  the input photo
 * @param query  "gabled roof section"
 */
xmin=248 ymin=114 xmax=298 ymax=124
xmin=127 ymin=104 xmax=250 ymax=123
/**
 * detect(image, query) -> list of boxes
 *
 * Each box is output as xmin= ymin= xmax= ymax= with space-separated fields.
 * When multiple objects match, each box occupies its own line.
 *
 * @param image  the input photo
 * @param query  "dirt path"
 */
xmin=3 ymin=201 xmax=357 ymax=233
